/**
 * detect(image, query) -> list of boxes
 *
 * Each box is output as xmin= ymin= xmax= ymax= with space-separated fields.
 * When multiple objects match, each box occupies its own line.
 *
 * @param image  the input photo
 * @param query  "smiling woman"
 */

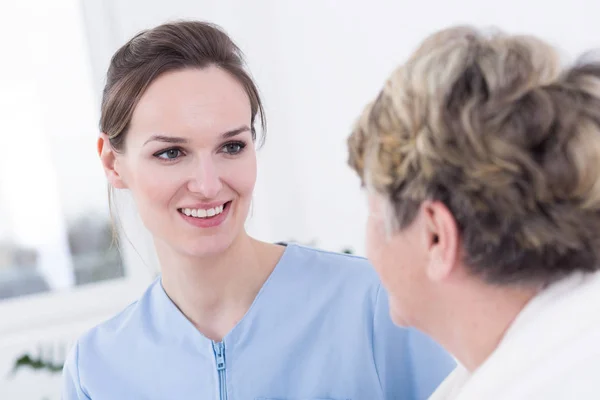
xmin=62 ymin=20 xmax=455 ymax=400
xmin=101 ymin=66 xmax=258 ymax=258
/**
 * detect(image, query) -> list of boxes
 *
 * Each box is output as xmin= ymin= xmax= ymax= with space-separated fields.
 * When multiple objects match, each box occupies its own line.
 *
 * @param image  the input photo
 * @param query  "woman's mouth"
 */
xmin=178 ymin=201 xmax=232 ymax=219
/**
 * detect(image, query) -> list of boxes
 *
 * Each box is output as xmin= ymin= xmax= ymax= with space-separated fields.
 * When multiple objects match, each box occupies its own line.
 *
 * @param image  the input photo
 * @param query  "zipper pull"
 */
xmin=215 ymin=342 xmax=226 ymax=371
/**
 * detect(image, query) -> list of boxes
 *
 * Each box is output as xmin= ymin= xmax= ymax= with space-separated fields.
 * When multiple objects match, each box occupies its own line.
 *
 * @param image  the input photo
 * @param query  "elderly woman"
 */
xmin=348 ymin=26 xmax=600 ymax=399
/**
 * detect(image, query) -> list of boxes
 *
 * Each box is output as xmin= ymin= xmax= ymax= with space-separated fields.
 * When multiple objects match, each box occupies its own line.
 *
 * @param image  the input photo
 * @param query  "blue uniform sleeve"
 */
xmin=372 ymin=284 xmax=456 ymax=399
xmin=62 ymin=341 xmax=91 ymax=400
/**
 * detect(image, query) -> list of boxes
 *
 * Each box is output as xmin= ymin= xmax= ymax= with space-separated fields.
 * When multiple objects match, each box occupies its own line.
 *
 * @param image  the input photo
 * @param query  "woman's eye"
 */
xmin=156 ymin=148 xmax=182 ymax=160
xmin=222 ymin=142 xmax=246 ymax=155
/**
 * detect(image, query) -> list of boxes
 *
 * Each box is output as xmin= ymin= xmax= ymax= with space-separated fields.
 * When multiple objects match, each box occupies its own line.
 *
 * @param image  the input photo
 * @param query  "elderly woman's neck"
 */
xmin=427 ymin=281 xmax=539 ymax=372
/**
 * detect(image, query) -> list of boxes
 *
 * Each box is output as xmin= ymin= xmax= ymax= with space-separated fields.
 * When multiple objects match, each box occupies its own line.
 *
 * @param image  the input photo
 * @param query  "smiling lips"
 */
xmin=178 ymin=202 xmax=231 ymax=228
xmin=180 ymin=204 xmax=225 ymax=218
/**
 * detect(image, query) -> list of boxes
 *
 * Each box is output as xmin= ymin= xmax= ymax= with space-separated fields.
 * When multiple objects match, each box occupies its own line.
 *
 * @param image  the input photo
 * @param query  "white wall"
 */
xmin=80 ymin=0 xmax=600 ymax=258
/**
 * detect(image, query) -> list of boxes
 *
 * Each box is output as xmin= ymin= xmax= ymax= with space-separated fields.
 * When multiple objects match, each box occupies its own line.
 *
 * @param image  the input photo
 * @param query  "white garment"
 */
xmin=429 ymin=270 xmax=600 ymax=400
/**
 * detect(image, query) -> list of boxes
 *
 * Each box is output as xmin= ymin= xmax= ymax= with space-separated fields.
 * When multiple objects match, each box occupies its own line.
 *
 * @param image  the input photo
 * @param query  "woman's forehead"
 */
xmin=127 ymin=68 xmax=252 ymax=145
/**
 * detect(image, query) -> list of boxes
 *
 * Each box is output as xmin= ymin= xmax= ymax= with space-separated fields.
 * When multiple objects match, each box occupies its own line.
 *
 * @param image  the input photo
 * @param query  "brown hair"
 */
xmin=348 ymin=26 xmax=600 ymax=285
xmin=100 ymin=20 xmax=266 ymax=151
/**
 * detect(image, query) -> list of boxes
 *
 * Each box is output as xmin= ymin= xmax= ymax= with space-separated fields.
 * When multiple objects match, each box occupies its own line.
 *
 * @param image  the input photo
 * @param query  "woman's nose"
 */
xmin=186 ymin=158 xmax=223 ymax=199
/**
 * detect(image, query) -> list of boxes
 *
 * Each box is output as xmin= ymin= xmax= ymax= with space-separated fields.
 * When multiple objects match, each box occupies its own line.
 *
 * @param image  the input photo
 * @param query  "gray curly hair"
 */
xmin=348 ymin=26 xmax=600 ymax=286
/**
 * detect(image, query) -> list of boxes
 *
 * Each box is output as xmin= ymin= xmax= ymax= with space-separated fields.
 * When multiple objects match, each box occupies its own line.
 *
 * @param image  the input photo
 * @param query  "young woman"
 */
xmin=61 ymin=20 xmax=455 ymax=400
xmin=348 ymin=25 xmax=600 ymax=399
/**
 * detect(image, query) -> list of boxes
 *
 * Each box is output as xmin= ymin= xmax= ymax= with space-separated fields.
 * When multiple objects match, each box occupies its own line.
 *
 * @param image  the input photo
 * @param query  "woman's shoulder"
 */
xmin=282 ymin=242 xmax=376 ymax=270
xmin=68 ymin=279 xmax=160 ymax=360
xmin=278 ymin=242 xmax=381 ymax=291
xmin=63 ymin=300 xmax=141 ymax=390
xmin=61 ymin=278 xmax=188 ymax=396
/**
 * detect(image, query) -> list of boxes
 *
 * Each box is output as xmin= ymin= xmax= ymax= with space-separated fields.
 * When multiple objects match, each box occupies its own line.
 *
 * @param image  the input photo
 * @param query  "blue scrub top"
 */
xmin=63 ymin=244 xmax=455 ymax=399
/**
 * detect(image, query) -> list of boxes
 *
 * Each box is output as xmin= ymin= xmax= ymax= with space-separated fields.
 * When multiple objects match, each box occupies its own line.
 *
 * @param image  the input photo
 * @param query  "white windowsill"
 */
xmin=0 ymin=276 xmax=149 ymax=341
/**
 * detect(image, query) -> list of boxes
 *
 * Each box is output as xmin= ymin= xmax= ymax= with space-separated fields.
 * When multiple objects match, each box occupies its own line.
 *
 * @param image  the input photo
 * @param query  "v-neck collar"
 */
xmin=150 ymin=243 xmax=296 ymax=350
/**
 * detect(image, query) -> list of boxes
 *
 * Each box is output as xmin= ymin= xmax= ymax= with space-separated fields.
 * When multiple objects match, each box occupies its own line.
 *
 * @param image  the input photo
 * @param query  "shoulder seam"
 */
xmin=372 ymin=282 xmax=384 ymax=392
xmin=74 ymin=340 xmax=92 ymax=399
xmin=292 ymin=243 xmax=367 ymax=260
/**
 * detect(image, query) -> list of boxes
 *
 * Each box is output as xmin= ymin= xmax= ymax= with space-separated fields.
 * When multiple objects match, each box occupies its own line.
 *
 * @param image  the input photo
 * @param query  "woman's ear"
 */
xmin=422 ymin=200 xmax=459 ymax=282
xmin=98 ymin=133 xmax=127 ymax=189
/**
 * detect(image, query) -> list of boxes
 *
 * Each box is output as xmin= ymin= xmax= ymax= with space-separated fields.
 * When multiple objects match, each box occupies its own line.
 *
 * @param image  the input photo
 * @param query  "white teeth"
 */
xmin=181 ymin=204 xmax=226 ymax=219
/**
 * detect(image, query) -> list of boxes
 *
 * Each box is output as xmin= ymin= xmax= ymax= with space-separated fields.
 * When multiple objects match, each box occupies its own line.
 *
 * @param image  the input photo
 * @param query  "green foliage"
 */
xmin=10 ymin=353 xmax=63 ymax=375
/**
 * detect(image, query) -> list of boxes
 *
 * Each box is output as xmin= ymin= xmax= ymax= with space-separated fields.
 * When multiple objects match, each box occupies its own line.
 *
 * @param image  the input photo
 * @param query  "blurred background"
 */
xmin=0 ymin=0 xmax=598 ymax=398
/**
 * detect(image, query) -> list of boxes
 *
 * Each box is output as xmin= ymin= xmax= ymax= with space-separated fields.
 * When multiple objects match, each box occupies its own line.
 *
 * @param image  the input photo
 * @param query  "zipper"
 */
xmin=213 ymin=341 xmax=227 ymax=400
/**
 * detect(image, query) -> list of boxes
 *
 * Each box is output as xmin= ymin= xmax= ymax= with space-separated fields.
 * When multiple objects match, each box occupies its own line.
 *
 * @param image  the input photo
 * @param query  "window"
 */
xmin=0 ymin=0 xmax=153 ymax=337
